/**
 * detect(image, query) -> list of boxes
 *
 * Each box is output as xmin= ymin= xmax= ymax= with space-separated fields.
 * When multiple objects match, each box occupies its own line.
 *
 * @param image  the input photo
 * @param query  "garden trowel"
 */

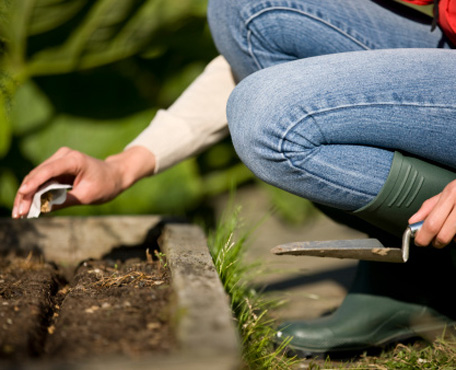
xmin=271 ymin=221 xmax=423 ymax=263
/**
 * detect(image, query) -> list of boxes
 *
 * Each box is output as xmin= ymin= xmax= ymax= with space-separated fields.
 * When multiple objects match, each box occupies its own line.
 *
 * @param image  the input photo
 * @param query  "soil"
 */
xmin=0 ymin=251 xmax=175 ymax=366
xmin=0 ymin=254 xmax=60 ymax=359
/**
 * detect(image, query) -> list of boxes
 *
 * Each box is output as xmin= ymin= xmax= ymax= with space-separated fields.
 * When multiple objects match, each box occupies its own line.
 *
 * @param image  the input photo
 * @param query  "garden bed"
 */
xmin=1 ymin=253 xmax=174 ymax=362
xmin=0 ymin=216 xmax=240 ymax=369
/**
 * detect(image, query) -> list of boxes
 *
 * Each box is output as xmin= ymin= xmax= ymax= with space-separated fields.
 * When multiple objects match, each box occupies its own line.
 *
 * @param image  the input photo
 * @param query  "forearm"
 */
xmin=126 ymin=55 xmax=236 ymax=173
xmin=12 ymin=56 xmax=235 ymax=218
xmin=105 ymin=146 xmax=156 ymax=191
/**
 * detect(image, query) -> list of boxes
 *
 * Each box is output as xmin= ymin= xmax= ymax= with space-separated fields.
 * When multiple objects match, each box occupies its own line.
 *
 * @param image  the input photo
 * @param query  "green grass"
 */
xmin=301 ymin=328 xmax=456 ymax=369
xmin=297 ymin=333 xmax=456 ymax=370
xmin=357 ymin=335 xmax=456 ymax=370
xmin=207 ymin=206 xmax=456 ymax=370
xmin=207 ymin=206 xmax=299 ymax=369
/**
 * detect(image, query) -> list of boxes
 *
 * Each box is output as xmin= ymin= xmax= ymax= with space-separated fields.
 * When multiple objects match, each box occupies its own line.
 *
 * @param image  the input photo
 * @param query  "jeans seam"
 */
xmin=246 ymin=29 xmax=263 ymax=70
xmin=243 ymin=6 xmax=371 ymax=68
xmin=278 ymin=102 xmax=456 ymax=197
xmin=287 ymin=148 xmax=379 ymax=199
xmin=280 ymin=101 xmax=456 ymax=153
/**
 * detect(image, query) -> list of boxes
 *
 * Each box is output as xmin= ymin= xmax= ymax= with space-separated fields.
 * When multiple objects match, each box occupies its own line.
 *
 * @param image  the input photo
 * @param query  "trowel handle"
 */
xmin=408 ymin=221 xmax=424 ymax=237
xmin=401 ymin=221 xmax=424 ymax=262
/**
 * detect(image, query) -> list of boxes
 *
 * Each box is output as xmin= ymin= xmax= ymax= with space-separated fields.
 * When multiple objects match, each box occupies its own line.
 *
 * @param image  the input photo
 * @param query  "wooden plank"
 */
xmin=160 ymin=223 xmax=240 ymax=364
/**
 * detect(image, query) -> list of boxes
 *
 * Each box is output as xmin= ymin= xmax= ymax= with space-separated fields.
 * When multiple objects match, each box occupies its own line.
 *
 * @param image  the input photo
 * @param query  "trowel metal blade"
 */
xmin=271 ymin=239 xmax=405 ymax=263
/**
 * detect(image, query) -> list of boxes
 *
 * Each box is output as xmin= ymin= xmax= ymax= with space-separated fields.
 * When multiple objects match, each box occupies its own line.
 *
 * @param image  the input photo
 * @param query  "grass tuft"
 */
xmin=357 ymin=335 xmax=456 ymax=370
xmin=208 ymin=205 xmax=299 ymax=369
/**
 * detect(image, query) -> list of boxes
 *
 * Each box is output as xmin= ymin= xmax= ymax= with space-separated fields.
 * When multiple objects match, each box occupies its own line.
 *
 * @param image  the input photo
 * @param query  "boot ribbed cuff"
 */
xmin=353 ymin=152 xmax=456 ymax=236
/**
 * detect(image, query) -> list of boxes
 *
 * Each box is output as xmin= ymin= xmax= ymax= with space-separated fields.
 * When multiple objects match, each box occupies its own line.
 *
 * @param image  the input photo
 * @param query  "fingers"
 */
xmin=412 ymin=181 xmax=456 ymax=248
xmin=13 ymin=148 xmax=72 ymax=209
xmin=12 ymin=146 xmax=144 ymax=219
xmin=17 ymin=147 xmax=73 ymax=194
xmin=408 ymin=194 xmax=439 ymax=224
xmin=431 ymin=210 xmax=456 ymax=248
xmin=12 ymin=148 xmax=83 ymax=219
xmin=22 ymin=148 xmax=80 ymax=192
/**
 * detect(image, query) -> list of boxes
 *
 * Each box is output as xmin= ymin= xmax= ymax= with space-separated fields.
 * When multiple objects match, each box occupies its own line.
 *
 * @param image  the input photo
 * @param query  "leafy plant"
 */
xmin=0 ymin=0 xmax=218 ymax=215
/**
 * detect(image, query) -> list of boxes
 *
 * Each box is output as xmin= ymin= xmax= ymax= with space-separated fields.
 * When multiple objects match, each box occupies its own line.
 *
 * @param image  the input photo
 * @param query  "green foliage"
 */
xmin=208 ymin=206 xmax=299 ymax=369
xmin=0 ymin=72 xmax=14 ymax=158
xmin=0 ymin=0 xmax=226 ymax=217
xmin=0 ymin=168 xmax=18 ymax=209
xmin=10 ymin=80 xmax=54 ymax=136
xmin=1 ymin=0 xmax=207 ymax=76
xmin=0 ymin=0 xmax=316 ymax=223
xmin=0 ymin=97 xmax=10 ymax=157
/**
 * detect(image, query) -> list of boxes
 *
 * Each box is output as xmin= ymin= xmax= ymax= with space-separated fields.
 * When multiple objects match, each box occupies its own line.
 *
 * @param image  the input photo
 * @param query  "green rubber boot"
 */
xmin=277 ymin=247 xmax=456 ymax=357
xmin=354 ymin=151 xmax=456 ymax=237
xmin=277 ymin=152 xmax=456 ymax=357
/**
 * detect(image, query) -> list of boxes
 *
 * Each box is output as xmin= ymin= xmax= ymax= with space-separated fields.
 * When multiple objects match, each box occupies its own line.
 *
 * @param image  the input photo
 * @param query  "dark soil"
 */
xmin=0 ymin=255 xmax=61 ymax=359
xmin=0 ymin=252 xmax=175 ymax=366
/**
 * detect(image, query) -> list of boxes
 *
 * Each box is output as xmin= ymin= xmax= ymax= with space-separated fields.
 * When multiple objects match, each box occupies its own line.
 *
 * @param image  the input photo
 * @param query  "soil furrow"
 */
xmin=45 ymin=258 xmax=175 ymax=360
xmin=1 ymin=253 xmax=175 ymax=366
xmin=0 ymin=255 xmax=66 ymax=361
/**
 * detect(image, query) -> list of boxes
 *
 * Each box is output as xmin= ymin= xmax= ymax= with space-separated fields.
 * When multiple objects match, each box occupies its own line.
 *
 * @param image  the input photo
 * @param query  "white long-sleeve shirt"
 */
xmin=125 ymin=56 xmax=236 ymax=174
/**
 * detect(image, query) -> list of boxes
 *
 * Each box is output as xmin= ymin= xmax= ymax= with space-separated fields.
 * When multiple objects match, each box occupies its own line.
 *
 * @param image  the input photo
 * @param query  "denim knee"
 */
xmin=227 ymin=87 xmax=265 ymax=182
xmin=227 ymin=72 xmax=291 ymax=184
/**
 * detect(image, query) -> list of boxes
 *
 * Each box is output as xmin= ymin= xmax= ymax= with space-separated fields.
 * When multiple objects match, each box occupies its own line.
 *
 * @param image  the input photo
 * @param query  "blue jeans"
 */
xmin=207 ymin=0 xmax=456 ymax=211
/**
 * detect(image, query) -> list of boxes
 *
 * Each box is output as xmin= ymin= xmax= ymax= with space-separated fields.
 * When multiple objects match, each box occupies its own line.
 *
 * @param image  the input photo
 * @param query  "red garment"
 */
xmin=402 ymin=0 xmax=456 ymax=44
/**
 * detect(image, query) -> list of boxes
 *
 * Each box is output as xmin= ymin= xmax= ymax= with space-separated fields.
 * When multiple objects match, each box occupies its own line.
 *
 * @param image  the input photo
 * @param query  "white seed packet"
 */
xmin=26 ymin=181 xmax=72 ymax=219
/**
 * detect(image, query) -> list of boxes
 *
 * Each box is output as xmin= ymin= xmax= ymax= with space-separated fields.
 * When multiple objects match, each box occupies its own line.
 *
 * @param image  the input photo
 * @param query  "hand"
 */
xmin=409 ymin=180 xmax=456 ymax=248
xmin=12 ymin=146 xmax=156 ymax=219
